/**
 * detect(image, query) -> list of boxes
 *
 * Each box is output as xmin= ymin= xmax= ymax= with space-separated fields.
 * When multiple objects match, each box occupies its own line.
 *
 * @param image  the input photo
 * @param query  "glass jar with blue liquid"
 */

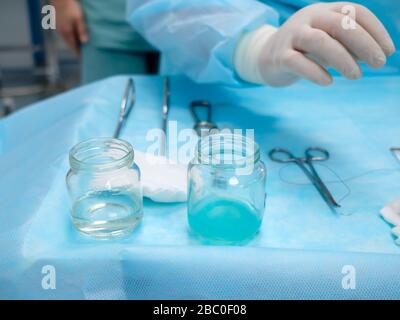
xmin=188 ymin=133 xmax=266 ymax=244
xmin=66 ymin=138 xmax=143 ymax=239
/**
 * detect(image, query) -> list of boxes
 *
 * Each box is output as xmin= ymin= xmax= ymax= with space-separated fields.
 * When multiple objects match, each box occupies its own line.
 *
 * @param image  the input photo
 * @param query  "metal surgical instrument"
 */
xmin=160 ymin=77 xmax=170 ymax=156
xmin=269 ymin=147 xmax=341 ymax=208
xmin=113 ymin=78 xmax=135 ymax=138
xmin=390 ymin=147 xmax=400 ymax=163
xmin=190 ymin=100 xmax=218 ymax=136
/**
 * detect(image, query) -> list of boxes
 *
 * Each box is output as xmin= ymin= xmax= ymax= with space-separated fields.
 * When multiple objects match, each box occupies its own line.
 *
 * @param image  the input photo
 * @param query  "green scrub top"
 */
xmin=80 ymin=0 xmax=154 ymax=52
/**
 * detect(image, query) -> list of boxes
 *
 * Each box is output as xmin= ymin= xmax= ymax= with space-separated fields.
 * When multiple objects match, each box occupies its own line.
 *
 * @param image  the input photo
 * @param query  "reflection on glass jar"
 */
xmin=66 ymin=138 xmax=143 ymax=239
xmin=188 ymin=133 xmax=266 ymax=244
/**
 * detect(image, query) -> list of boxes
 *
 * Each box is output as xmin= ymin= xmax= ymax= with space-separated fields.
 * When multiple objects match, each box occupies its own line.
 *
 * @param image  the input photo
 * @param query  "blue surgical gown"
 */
xmin=127 ymin=0 xmax=400 ymax=86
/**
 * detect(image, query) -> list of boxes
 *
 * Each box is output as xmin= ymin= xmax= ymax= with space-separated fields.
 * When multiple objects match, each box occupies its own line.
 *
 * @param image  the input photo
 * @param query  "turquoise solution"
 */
xmin=188 ymin=196 xmax=262 ymax=244
xmin=72 ymin=190 xmax=142 ymax=239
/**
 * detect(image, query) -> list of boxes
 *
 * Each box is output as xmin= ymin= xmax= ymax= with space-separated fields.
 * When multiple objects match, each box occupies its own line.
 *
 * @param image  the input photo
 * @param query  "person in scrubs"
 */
xmin=52 ymin=0 xmax=159 ymax=84
xmin=127 ymin=0 xmax=398 ymax=87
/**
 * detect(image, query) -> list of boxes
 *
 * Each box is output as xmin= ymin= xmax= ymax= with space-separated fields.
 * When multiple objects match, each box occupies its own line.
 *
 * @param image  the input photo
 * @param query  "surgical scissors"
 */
xmin=269 ymin=147 xmax=340 ymax=208
xmin=113 ymin=78 xmax=135 ymax=138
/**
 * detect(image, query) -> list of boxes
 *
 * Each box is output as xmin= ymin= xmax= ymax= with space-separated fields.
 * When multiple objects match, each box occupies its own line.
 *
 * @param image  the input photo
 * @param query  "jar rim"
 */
xmin=196 ymin=132 xmax=260 ymax=167
xmin=69 ymin=137 xmax=134 ymax=172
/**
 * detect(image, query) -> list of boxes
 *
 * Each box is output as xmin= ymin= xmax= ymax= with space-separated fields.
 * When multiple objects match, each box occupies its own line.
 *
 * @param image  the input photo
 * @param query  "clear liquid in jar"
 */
xmin=71 ymin=189 xmax=143 ymax=239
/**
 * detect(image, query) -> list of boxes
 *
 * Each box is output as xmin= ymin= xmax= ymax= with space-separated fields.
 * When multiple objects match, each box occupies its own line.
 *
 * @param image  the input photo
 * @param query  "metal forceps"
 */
xmin=113 ymin=78 xmax=135 ymax=138
xmin=269 ymin=147 xmax=341 ymax=208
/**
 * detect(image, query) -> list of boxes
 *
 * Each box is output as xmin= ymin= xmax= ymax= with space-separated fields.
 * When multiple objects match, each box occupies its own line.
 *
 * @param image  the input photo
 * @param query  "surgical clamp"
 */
xmin=269 ymin=147 xmax=341 ymax=208
xmin=190 ymin=100 xmax=218 ymax=136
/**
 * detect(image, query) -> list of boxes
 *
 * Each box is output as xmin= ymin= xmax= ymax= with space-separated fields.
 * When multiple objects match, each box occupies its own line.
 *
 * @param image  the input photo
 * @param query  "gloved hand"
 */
xmin=234 ymin=2 xmax=396 ymax=87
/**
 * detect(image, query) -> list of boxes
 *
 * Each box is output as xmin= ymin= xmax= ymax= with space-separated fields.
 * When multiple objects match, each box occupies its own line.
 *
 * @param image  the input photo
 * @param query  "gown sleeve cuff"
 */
xmin=234 ymin=24 xmax=278 ymax=85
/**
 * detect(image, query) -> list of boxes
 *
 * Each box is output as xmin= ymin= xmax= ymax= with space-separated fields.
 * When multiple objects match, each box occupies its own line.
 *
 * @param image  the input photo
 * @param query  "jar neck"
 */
xmin=69 ymin=138 xmax=134 ymax=173
xmin=196 ymin=133 xmax=260 ymax=168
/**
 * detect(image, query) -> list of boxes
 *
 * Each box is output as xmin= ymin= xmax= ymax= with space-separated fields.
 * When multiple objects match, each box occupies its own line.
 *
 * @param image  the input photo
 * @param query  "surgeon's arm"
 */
xmin=234 ymin=2 xmax=396 ymax=87
xmin=127 ymin=0 xmax=279 ymax=86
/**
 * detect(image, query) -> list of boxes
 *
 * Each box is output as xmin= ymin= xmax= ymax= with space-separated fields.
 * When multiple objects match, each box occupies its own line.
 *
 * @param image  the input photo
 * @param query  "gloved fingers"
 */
xmin=332 ymin=2 xmax=395 ymax=56
xmin=293 ymin=27 xmax=361 ymax=80
xmin=283 ymin=50 xmax=332 ymax=86
xmin=312 ymin=11 xmax=387 ymax=68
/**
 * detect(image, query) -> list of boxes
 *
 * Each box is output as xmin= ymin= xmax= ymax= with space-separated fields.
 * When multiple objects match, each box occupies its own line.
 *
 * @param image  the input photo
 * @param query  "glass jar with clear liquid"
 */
xmin=188 ymin=133 xmax=266 ymax=244
xmin=66 ymin=138 xmax=143 ymax=239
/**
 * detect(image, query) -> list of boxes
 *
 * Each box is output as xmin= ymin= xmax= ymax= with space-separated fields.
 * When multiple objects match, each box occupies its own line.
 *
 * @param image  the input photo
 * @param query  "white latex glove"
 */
xmin=235 ymin=2 xmax=396 ymax=86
